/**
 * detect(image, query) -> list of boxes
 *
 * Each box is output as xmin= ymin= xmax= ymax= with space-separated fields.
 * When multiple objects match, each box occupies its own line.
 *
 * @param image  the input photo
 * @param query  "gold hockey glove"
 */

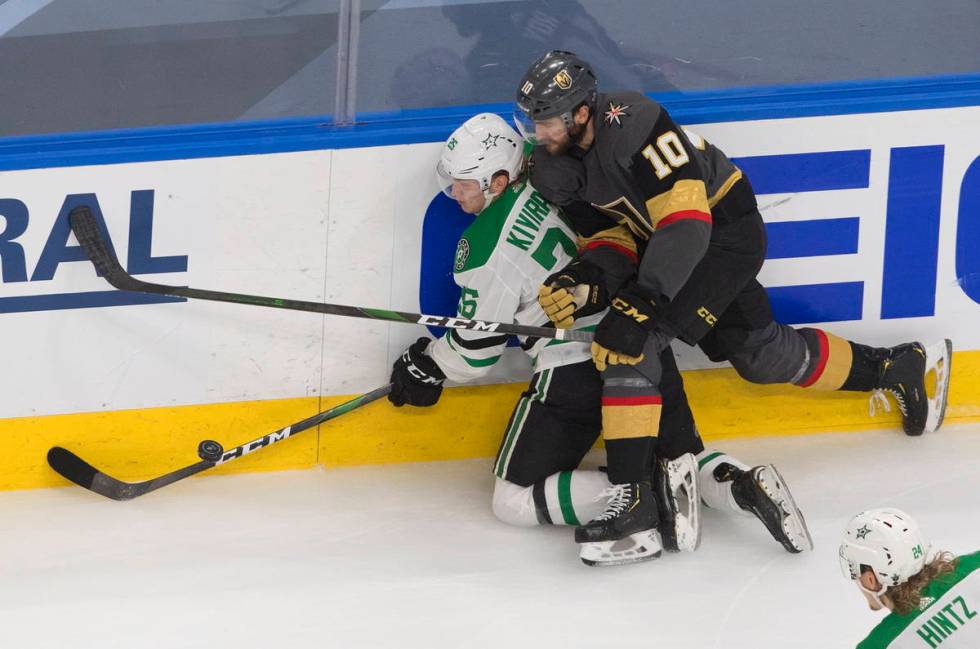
xmin=538 ymin=259 xmax=609 ymax=329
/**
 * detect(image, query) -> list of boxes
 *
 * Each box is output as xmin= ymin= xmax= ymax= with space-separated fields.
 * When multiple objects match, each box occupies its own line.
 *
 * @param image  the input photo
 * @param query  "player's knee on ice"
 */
xmin=492 ymin=479 xmax=541 ymax=527
xmin=492 ymin=472 xmax=610 ymax=527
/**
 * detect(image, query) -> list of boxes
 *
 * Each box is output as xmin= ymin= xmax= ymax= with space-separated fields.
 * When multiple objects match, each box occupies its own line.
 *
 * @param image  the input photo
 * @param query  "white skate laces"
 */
xmin=593 ymin=484 xmax=632 ymax=521
xmin=868 ymin=387 xmax=905 ymax=418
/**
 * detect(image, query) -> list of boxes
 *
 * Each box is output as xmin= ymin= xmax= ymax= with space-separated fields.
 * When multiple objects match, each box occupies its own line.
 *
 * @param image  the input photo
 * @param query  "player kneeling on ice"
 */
xmin=839 ymin=508 xmax=979 ymax=649
xmin=388 ymin=113 xmax=809 ymax=566
xmin=389 ymin=112 xmax=698 ymax=565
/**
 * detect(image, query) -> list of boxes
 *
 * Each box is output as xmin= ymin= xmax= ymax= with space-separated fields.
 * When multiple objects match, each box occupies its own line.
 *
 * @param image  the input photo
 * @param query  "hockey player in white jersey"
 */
xmin=388 ymin=112 xmax=810 ymax=565
xmin=840 ymin=508 xmax=979 ymax=648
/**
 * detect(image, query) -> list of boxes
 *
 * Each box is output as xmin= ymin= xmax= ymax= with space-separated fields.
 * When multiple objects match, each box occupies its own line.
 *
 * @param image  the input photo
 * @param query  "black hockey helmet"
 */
xmin=514 ymin=50 xmax=597 ymax=139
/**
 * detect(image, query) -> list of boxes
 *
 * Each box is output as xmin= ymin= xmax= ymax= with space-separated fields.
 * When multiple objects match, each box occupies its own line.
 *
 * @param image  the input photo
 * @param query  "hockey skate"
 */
xmin=655 ymin=453 xmax=701 ymax=552
xmin=730 ymin=464 xmax=813 ymax=553
xmin=869 ymin=339 xmax=952 ymax=436
xmin=575 ymin=481 xmax=663 ymax=567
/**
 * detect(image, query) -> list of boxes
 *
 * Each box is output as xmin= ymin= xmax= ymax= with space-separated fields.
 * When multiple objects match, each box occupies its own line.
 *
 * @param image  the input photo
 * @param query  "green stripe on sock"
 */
xmin=557 ymin=471 xmax=580 ymax=526
xmin=697 ymin=451 xmax=724 ymax=470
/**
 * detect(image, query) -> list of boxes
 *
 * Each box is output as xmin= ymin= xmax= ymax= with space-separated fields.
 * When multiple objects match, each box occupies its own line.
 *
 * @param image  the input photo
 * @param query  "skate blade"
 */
xmin=666 ymin=453 xmax=702 ymax=552
xmin=580 ymin=530 xmax=664 ymax=567
xmin=923 ymin=339 xmax=953 ymax=433
xmin=758 ymin=465 xmax=813 ymax=553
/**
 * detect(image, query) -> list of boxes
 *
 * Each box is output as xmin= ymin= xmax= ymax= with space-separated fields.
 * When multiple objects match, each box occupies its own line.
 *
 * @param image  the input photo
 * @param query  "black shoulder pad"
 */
xmin=595 ymin=92 xmax=663 ymax=163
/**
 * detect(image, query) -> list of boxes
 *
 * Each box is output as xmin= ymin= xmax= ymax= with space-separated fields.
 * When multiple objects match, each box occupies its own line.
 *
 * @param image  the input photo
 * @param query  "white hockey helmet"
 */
xmin=839 ymin=508 xmax=930 ymax=592
xmin=436 ymin=112 xmax=524 ymax=206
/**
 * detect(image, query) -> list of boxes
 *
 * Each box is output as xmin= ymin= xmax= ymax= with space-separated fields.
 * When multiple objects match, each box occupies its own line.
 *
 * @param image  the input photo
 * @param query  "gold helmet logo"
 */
xmin=554 ymin=69 xmax=573 ymax=90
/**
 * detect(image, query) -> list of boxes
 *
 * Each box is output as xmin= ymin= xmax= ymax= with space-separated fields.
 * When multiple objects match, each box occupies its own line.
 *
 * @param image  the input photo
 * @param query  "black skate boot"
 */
xmin=871 ymin=340 xmax=952 ymax=436
xmin=575 ymin=481 xmax=663 ymax=566
xmin=722 ymin=463 xmax=813 ymax=553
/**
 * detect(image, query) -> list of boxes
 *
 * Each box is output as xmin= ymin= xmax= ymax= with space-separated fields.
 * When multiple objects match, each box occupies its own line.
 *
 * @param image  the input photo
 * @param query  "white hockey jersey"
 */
xmin=857 ymin=551 xmax=979 ymax=649
xmin=428 ymin=179 xmax=601 ymax=383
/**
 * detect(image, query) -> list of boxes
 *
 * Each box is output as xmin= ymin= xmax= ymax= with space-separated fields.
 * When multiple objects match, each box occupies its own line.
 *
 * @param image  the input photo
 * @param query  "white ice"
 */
xmin=2 ymin=425 xmax=978 ymax=649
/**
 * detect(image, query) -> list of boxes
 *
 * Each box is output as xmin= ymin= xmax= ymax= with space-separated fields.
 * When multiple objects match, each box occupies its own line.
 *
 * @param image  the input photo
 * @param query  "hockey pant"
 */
xmin=655 ymin=205 xmax=880 ymax=394
xmin=492 ymin=349 xmax=702 ymax=526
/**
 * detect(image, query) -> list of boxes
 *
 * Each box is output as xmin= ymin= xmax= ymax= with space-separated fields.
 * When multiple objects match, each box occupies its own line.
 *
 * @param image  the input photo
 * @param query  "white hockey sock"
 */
xmin=492 ymin=470 xmax=610 ymax=527
xmin=696 ymin=449 xmax=751 ymax=516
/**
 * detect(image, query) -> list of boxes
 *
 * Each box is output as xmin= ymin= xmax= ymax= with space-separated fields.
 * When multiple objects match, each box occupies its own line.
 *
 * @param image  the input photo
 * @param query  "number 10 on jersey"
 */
xmin=642 ymin=131 xmax=690 ymax=179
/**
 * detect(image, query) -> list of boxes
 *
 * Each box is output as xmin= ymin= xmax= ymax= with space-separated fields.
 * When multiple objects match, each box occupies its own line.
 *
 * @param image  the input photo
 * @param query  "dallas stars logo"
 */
xmin=482 ymin=133 xmax=501 ymax=148
xmin=454 ymin=239 xmax=470 ymax=272
xmin=604 ymin=101 xmax=630 ymax=127
xmin=855 ymin=525 xmax=872 ymax=540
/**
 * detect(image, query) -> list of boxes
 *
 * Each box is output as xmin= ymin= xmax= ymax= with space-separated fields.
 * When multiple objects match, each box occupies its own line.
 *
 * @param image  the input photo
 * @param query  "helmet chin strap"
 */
xmin=480 ymin=188 xmax=500 ymax=211
xmin=858 ymin=580 xmax=890 ymax=609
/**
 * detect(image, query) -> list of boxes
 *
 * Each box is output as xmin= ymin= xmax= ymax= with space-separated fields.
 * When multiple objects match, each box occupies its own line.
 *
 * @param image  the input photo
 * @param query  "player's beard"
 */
xmin=545 ymin=119 xmax=587 ymax=156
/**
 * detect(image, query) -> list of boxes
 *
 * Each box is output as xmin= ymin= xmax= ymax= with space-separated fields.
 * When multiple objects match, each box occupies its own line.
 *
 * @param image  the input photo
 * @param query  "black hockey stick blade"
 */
xmin=69 ymin=205 xmax=157 ymax=293
xmin=46 ymin=446 xmax=98 ymax=490
xmin=68 ymin=205 xmax=590 ymax=342
xmin=47 ymin=446 xmax=211 ymax=501
xmin=47 ymin=384 xmax=392 ymax=501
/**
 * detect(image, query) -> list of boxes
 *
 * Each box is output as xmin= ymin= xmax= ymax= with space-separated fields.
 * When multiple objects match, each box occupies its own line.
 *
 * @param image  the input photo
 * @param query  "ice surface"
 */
xmin=2 ymin=425 xmax=978 ymax=649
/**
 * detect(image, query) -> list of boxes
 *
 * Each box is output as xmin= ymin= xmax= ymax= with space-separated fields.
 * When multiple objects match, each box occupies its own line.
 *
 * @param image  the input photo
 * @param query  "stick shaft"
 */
xmin=68 ymin=206 xmax=592 ymax=343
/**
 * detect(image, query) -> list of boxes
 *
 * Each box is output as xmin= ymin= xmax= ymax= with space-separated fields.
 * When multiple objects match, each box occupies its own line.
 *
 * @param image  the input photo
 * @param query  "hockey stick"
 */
xmin=47 ymin=384 xmax=392 ymax=501
xmin=68 ymin=206 xmax=590 ymax=342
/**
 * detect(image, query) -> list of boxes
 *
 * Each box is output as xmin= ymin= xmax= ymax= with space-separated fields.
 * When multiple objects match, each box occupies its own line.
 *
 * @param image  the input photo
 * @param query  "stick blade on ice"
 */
xmin=47 ymin=446 xmax=163 ymax=501
xmin=47 ymin=446 xmax=100 ymax=491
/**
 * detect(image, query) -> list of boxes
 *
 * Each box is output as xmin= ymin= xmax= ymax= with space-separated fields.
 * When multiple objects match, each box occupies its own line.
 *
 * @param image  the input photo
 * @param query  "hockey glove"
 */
xmin=538 ymin=258 xmax=609 ymax=329
xmin=591 ymin=283 xmax=660 ymax=371
xmin=389 ymin=337 xmax=446 ymax=407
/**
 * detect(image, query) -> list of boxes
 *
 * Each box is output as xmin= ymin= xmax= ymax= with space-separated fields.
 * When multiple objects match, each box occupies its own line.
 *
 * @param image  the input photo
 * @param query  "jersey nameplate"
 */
xmin=505 ymin=191 xmax=551 ymax=251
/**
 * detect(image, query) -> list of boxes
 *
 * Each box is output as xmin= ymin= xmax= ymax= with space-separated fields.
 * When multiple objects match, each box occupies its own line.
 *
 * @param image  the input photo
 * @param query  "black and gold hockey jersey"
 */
xmin=530 ymin=91 xmax=757 ymax=304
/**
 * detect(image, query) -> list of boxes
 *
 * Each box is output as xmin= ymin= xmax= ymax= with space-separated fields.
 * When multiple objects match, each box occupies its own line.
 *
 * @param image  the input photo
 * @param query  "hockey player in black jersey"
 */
xmin=514 ymin=50 xmax=952 ymax=561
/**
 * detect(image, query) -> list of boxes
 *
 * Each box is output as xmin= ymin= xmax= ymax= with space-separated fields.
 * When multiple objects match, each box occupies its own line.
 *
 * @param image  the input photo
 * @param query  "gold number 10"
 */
xmin=642 ymin=131 xmax=690 ymax=179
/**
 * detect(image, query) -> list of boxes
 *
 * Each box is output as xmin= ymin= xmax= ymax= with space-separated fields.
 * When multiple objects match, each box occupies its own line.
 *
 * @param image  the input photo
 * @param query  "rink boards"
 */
xmin=2 ymin=106 xmax=979 ymax=490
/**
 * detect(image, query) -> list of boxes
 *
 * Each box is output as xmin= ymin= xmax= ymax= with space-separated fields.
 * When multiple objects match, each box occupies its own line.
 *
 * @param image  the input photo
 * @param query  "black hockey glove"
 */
xmin=538 ymin=258 xmax=609 ymax=329
xmin=389 ymin=337 xmax=446 ymax=407
xmin=591 ymin=282 xmax=661 ymax=371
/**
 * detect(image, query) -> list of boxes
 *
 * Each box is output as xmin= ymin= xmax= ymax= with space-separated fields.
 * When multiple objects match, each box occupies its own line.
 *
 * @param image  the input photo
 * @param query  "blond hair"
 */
xmin=885 ymin=552 xmax=959 ymax=616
